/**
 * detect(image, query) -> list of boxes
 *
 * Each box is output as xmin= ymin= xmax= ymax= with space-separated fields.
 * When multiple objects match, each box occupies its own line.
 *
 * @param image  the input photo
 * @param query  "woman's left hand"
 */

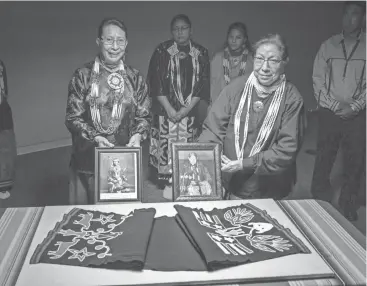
xmin=127 ymin=133 xmax=141 ymax=147
xmin=175 ymin=108 xmax=188 ymax=122
xmin=221 ymin=155 xmax=243 ymax=173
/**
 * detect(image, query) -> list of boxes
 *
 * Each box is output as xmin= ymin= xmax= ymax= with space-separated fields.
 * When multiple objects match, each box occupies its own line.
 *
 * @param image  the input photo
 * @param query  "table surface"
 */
xmin=0 ymin=199 xmax=365 ymax=286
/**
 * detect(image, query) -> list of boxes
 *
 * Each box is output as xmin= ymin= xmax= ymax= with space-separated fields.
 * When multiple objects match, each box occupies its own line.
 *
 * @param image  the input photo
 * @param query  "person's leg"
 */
xmin=311 ymin=108 xmax=342 ymax=202
xmin=149 ymin=114 xmax=171 ymax=190
xmin=68 ymin=164 xmax=91 ymax=205
xmin=262 ymin=168 xmax=295 ymax=200
xmin=162 ymin=118 xmax=185 ymax=201
xmin=338 ymin=110 xmax=366 ymax=221
xmin=83 ymin=173 xmax=95 ymax=204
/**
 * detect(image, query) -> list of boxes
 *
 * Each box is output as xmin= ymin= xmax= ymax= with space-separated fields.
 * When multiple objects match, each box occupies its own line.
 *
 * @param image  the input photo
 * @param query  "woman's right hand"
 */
xmin=94 ymin=136 xmax=114 ymax=148
xmin=166 ymin=108 xmax=178 ymax=123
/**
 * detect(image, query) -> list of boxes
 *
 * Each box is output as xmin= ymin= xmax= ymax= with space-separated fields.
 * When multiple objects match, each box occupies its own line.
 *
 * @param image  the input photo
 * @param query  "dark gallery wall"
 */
xmin=0 ymin=1 xmax=343 ymax=149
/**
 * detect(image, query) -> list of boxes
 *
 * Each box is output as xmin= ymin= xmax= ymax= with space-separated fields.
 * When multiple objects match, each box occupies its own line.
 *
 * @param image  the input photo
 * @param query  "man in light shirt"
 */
xmin=311 ymin=1 xmax=366 ymax=221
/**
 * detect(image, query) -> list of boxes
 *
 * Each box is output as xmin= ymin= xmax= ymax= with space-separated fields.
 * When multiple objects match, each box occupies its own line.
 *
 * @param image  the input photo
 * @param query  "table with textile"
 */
xmin=0 ymin=199 xmax=365 ymax=286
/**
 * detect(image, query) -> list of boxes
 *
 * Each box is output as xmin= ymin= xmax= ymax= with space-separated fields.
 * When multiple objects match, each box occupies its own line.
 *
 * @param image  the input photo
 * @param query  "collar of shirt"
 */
xmin=339 ymin=29 xmax=364 ymax=43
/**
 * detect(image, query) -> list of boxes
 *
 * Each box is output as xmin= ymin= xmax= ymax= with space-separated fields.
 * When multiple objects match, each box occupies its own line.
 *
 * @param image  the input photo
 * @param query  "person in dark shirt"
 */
xmin=147 ymin=14 xmax=210 ymax=200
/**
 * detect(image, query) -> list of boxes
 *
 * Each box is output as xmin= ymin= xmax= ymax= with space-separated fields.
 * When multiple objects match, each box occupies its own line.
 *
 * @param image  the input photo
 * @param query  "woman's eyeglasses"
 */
xmin=172 ymin=26 xmax=190 ymax=33
xmin=254 ymin=56 xmax=282 ymax=68
xmin=101 ymin=37 xmax=126 ymax=46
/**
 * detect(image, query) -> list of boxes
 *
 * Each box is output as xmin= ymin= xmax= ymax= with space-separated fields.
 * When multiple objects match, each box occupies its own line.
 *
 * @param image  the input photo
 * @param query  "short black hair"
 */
xmin=344 ymin=1 xmax=366 ymax=14
xmin=170 ymin=14 xmax=192 ymax=29
xmin=98 ymin=17 xmax=128 ymax=39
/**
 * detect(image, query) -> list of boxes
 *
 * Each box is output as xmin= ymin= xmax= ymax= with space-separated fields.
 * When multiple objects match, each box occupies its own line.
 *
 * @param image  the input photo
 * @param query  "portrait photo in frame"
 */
xmin=171 ymin=142 xmax=222 ymax=201
xmin=94 ymin=147 xmax=142 ymax=204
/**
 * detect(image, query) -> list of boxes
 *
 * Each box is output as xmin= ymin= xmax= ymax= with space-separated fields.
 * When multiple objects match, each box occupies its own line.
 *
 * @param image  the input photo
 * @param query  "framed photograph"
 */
xmin=171 ymin=142 xmax=222 ymax=201
xmin=94 ymin=147 xmax=142 ymax=204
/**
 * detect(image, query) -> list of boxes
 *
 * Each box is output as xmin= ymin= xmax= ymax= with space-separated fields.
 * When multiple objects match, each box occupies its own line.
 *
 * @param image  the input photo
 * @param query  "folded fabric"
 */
xmin=30 ymin=207 xmax=156 ymax=270
xmin=174 ymin=203 xmax=311 ymax=271
xmin=144 ymin=216 xmax=207 ymax=271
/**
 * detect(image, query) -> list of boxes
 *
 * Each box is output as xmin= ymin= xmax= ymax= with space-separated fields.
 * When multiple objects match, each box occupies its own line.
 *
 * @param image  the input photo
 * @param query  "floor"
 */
xmin=0 ymin=115 xmax=365 ymax=235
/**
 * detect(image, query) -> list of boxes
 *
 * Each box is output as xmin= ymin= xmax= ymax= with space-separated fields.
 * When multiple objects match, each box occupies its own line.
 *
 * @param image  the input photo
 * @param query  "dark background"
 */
xmin=0 ymin=1 xmax=344 ymax=151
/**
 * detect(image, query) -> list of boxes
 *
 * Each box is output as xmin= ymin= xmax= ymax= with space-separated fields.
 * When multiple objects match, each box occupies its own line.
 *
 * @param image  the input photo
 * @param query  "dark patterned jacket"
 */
xmin=147 ymin=39 xmax=210 ymax=117
xmin=65 ymin=60 xmax=151 ymax=173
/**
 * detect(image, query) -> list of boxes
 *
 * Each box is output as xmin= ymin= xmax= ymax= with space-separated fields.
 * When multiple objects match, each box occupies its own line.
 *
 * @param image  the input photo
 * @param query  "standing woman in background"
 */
xmin=210 ymin=22 xmax=253 ymax=106
xmin=148 ymin=14 xmax=210 ymax=199
xmin=0 ymin=60 xmax=17 ymax=200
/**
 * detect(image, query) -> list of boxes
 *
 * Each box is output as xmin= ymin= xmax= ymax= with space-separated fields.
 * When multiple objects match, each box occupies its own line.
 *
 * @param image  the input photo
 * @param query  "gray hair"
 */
xmin=253 ymin=34 xmax=289 ymax=60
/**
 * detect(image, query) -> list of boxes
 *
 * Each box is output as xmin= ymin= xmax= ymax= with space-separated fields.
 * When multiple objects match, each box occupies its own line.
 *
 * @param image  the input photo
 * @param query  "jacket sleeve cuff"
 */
xmin=350 ymin=102 xmax=362 ymax=113
xmin=242 ymin=156 xmax=257 ymax=172
xmin=131 ymin=131 xmax=148 ymax=141
xmin=330 ymin=101 xmax=340 ymax=112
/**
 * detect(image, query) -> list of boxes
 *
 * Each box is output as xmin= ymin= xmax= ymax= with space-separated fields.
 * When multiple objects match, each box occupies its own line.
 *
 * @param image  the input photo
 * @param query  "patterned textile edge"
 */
xmin=29 ymin=207 xmax=80 ymax=264
xmin=245 ymin=203 xmax=311 ymax=254
xmin=0 ymin=207 xmax=45 ymax=286
xmin=277 ymin=199 xmax=366 ymax=286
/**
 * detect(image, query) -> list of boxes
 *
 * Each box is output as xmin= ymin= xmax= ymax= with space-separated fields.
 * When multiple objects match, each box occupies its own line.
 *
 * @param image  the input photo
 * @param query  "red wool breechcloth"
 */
xmin=30 ymin=204 xmax=310 ymax=271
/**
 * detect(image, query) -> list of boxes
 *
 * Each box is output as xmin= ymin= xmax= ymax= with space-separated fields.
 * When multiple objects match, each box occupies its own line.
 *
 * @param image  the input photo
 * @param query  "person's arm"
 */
xmin=157 ymin=96 xmax=179 ymax=124
xmin=147 ymin=47 xmax=177 ymax=119
xmin=65 ymin=69 xmax=101 ymax=142
xmin=130 ymin=74 xmax=152 ymax=142
xmin=197 ymin=83 xmax=233 ymax=144
xmin=178 ymin=97 xmax=200 ymax=118
xmin=242 ymin=92 xmax=305 ymax=175
xmin=313 ymin=41 xmax=340 ymax=112
xmin=157 ymin=96 xmax=175 ymax=113
xmin=350 ymin=74 xmax=366 ymax=112
xmin=195 ymin=48 xmax=211 ymax=104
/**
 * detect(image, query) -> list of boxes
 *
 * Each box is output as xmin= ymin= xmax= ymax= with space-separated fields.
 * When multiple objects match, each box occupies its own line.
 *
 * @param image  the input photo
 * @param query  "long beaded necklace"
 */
xmin=167 ymin=41 xmax=200 ymax=107
xmin=89 ymin=57 xmax=126 ymax=135
xmin=234 ymin=72 xmax=286 ymax=160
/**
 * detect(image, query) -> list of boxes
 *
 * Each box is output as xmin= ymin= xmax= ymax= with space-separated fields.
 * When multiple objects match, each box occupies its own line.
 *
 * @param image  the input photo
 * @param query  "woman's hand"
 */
xmin=166 ymin=107 xmax=178 ymax=123
xmin=127 ymin=133 xmax=142 ymax=147
xmin=221 ymin=155 xmax=243 ymax=173
xmin=175 ymin=108 xmax=188 ymax=122
xmin=95 ymin=136 xmax=114 ymax=148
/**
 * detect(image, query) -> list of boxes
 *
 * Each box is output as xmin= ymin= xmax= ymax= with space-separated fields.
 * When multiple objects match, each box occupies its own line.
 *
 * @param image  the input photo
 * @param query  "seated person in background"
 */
xmin=107 ymin=158 xmax=130 ymax=193
xmin=180 ymin=152 xmax=213 ymax=196
xmin=198 ymin=34 xmax=306 ymax=200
